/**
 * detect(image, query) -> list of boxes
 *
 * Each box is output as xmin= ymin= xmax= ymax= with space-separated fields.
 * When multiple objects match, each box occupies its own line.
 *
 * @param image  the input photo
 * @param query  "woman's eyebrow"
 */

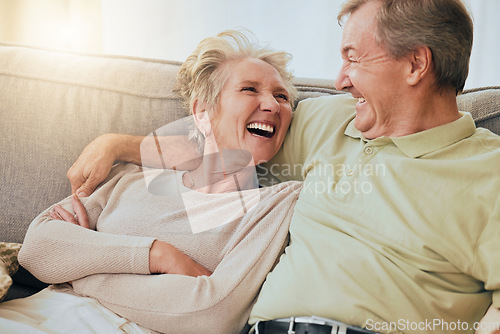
xmin=239 ymin=80 xmax=287 ymax=94
xmin=239 ymin=80 xmax=260 ymax=86
xmin=274 ymin=86 xmax=288 ymax=94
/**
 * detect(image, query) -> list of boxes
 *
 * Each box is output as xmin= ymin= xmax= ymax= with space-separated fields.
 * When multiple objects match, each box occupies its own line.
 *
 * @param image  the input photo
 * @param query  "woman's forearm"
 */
xmin=72 ymin=271 xmax=252 ymax=333
xmin=19 ymin=208 xmax=154 ymax=284
xmin=20 ymin=164 xmax=154 ymax=284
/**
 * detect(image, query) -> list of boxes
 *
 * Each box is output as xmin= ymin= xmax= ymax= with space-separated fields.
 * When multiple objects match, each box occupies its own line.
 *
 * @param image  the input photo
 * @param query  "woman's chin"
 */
xmin=243 ymin=142 xmax=277 ymax=165
xmin=251 ymin=151 xmax=276 ymax=166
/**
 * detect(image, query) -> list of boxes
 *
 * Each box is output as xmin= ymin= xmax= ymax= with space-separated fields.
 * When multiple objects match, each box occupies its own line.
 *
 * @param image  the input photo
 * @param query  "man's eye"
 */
xmin=242 ymin=87 xmax=257 ymax=92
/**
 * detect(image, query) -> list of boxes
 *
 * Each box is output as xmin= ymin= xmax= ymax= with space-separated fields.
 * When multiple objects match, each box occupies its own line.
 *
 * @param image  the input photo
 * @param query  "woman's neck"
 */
xmin=183 ymin=147 xmax=258 ymax=194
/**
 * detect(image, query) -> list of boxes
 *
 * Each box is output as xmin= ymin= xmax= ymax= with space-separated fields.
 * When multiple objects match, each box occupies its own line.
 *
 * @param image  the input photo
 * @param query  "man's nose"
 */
xmin=335 ymin=65 xmax=351 ymax=91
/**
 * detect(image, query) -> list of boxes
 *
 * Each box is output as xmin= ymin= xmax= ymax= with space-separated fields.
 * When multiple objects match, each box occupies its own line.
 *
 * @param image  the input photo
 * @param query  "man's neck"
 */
xmin=362 ymin=88 xmax=461 ymax=139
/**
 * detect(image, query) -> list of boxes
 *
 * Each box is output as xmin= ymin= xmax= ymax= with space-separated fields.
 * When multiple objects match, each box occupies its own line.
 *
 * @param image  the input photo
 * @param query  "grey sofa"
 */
xmin=1 ymin=41 xmax=499 ymax=301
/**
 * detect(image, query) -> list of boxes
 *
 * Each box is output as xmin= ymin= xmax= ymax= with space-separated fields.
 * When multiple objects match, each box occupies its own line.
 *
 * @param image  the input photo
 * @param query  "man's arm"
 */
xmin=68 ymin=133 xmax=200 ymax=197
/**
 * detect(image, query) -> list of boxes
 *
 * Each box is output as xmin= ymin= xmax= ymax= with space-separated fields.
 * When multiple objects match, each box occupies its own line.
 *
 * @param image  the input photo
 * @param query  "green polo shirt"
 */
xmin=250 ymin=94 xmax=500 ymax=333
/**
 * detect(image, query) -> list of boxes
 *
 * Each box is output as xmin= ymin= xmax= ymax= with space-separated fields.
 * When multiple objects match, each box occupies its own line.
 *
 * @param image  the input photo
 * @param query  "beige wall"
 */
xmin=0 ymin=0 xmax=102 ymax=52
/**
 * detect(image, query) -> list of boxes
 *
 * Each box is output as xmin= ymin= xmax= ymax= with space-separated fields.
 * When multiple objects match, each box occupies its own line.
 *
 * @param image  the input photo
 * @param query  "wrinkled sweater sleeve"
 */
xmin=18 ymin=163 xmax=155 ymax=284
xmin=72 ymin=181 xmax=302 ymax=334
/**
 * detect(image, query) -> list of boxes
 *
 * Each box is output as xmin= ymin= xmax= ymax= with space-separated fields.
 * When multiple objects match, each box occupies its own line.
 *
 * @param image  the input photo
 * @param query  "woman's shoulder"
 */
xmin=258 ymin=180 xmax=303 ymax=200
xmin=111 ymin=163 xmax=178 ymax=180
xmin=109 ymin=162 xmax=142 ymax=176
xmin=264 ymin=180 xmax=303 ymax=191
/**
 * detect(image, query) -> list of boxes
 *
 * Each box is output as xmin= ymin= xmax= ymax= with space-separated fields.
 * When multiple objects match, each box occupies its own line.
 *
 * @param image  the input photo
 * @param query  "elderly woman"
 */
xmin=0 ymin=31 xmax=301 ymax=333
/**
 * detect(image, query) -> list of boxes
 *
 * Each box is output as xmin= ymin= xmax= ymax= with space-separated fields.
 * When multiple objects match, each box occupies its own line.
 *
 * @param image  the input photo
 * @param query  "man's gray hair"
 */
xmin=338 ymin=0 xmax=473 ymax=95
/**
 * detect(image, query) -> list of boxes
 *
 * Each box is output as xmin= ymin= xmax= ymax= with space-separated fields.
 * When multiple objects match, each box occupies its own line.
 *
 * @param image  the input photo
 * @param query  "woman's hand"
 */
xmin=477 ymin=306 xmax=500 ymax=334
xmin=149 ymin=240 xmax=212 ymax=277
xmin=49 ymin=194 xmax=90 ymax=229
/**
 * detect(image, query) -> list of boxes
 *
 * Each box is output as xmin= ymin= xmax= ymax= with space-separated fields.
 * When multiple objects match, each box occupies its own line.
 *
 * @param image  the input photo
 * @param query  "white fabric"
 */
xmin=0 ymin=285 xmax=151 ymax=334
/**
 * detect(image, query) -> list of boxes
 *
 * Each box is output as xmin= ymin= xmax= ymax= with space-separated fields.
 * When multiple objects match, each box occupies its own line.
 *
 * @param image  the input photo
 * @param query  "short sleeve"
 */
xmin=474 ymin=200 xmax=500 ymax=307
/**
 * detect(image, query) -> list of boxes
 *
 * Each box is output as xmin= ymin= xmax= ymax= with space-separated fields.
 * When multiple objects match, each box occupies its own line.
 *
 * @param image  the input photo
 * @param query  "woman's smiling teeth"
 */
xmin=358 ymin=97 xmax=366 ymax=103
xmin=246 ymin=122 xmax=275 ymax=138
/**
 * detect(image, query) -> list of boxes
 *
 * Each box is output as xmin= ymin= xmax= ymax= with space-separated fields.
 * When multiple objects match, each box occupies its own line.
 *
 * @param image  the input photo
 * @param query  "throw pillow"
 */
xmin=0 ymin=242 xmax=22 ymax=301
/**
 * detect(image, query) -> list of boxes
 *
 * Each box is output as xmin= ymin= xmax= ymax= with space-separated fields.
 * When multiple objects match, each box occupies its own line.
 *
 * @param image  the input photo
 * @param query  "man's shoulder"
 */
xmin=472 ymin=127 xmax=500 ymax=150
xmin=292 ymin=94 xmax=357 ymax=135
xmin=295 ymin=94 xmax=356 ymax=118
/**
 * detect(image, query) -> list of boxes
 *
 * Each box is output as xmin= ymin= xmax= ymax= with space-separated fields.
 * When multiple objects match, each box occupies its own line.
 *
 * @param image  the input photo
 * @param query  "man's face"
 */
xmin=335 ymin=1 xmax=409 ymax=139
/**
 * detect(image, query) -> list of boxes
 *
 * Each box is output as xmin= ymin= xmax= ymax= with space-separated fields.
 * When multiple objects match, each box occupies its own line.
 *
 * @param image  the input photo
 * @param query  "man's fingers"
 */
xmin=76 ymin=184 xmax=95 ymax=198
xmin=69 ymin=175 xmax=85 ymax=195
xmin=71 ymin=194 xmax=90 ymax=229
xmin=67 ymin=134 xmax=118 ymax=196
xmin=68 ymin=169 xmax=97 ymax=197
xmin=68 ymin=163 xmax=85 ymax=194
xmin=74 ymin=168 xmax=107 ymax=197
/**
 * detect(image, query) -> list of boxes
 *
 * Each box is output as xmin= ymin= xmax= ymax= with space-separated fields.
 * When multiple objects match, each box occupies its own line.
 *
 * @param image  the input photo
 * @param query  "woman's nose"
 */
xmin=260 ymin=94 xmax=280 ymax=113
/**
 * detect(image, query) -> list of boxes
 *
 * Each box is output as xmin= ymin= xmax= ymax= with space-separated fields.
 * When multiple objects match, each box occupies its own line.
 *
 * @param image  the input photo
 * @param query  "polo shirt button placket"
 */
xmin=364 ymin=146 xmax=374 ymax=155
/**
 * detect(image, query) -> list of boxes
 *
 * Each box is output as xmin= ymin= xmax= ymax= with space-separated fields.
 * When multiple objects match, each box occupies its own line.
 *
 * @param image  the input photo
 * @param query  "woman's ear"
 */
xmin=192 ymin=99 xmax=211 ymax=137
xmin=406 ymin=46 xmax=433 ymax=86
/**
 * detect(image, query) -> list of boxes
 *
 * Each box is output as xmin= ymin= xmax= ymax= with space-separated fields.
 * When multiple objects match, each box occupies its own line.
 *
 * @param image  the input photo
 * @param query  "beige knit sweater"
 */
xmin=19 ymin=163 xmax=302 ymax=333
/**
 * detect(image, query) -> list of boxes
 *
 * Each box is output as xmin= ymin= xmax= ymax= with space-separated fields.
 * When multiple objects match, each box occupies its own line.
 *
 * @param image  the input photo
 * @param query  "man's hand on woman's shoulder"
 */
xmin=67 ymin=134 xmax=134 ymax=197
xmin=68 ymin=132 xmax=202 ymax=197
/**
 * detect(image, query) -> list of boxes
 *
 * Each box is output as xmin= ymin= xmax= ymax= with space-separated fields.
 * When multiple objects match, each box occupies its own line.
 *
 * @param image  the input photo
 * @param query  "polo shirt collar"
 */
xmin=344 ymin=112 xmax=477 ymax=158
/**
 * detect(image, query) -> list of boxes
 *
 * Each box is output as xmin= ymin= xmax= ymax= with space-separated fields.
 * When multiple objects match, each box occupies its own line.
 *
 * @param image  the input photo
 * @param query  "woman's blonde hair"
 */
xmin=175 ymin=30 xmax=297 ymax=148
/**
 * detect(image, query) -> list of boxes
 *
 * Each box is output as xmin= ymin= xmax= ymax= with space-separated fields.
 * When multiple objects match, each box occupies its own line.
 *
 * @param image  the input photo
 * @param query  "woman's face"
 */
xmin=208 ymin=57 xmax=292 ymax=165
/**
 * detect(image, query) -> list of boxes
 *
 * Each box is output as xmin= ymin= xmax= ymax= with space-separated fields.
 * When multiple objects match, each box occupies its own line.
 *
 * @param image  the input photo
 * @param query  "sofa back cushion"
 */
xmin=457 ymin=87 xmax=500 ymax=134
xmin=0 ymin=43 xmax=186 ymax=243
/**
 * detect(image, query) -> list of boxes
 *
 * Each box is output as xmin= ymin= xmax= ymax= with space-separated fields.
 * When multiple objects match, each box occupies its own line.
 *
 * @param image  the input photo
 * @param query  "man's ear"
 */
xmin=406 ymin=46 xmax=433 ymax=86
xmin=192 ymin=99 xmax=211 ymax=136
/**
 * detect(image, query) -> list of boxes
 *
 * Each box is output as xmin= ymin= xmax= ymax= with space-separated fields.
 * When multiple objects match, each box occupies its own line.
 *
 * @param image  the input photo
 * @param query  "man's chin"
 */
xmin=353 ymin=115 xmax=371 ymax=132
xmin=353 ymin=115 xmax=379 ymax=139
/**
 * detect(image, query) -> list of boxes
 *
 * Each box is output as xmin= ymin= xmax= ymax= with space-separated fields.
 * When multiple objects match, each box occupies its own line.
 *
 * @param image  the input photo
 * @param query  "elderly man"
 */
xmin=68 ymin=0 xmax=500 ymax=333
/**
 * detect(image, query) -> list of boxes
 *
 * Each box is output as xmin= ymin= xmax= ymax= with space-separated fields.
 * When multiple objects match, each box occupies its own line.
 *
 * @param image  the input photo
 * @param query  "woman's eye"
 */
xmin=276 ymin=93 xmax=289 ymax=102
xmin=241 ymin=87 xmax=257 ymax=92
